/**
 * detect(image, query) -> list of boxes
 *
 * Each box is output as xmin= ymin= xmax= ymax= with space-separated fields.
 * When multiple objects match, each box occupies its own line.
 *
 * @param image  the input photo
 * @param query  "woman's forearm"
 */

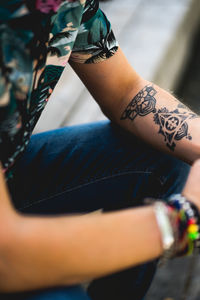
xmin=0 ymin=155 xmax=162 ymax=293
xmin=71 ymin=48 xmax=200 ymax=165
xmin=0 ymin=206 xmax=162 ymax=293
xmin=115 ymin=79 xmax=200 ymax=165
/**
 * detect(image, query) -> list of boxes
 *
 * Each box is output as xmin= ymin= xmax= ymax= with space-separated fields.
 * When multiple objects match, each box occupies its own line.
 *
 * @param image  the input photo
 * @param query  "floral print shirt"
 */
xmin=0 ymin=0 xmax=118 ymax=179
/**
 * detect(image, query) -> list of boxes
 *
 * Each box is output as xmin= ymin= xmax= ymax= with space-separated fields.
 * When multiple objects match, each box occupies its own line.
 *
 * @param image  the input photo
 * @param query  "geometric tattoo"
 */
xmin=120 ymin=84 xmax=198 ymax=151
xmin=121 ymin=85 xmax=157 ymax=121
xmin=154 ymin=108 xmax=197 ymax=151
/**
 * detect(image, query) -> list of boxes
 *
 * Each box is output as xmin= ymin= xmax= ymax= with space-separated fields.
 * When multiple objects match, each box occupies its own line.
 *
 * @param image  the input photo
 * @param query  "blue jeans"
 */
xmin=4 ymin=121 xmax=190 ymax=300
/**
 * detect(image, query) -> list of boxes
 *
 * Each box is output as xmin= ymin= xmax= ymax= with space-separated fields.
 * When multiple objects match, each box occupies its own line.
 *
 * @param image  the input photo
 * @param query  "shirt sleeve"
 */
xmin=46 ymin=0 xmax=86 ymax=69
xmin=69 ymin=0 xmax=119 ymax=64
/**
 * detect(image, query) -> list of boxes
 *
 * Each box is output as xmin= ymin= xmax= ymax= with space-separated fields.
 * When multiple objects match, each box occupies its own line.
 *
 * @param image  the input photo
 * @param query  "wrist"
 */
xmin=151 ymin=193 xmax=200 ymax=262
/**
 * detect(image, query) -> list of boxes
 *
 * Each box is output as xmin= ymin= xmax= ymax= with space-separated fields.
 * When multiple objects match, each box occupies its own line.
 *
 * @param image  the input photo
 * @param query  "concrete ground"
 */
xmin=177 ymin=25 xmax=200 ymax=115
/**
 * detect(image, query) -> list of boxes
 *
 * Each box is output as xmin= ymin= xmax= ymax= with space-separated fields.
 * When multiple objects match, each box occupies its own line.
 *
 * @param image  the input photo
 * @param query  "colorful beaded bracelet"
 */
xmin=167 ymin=194 xmax=200 ymax=256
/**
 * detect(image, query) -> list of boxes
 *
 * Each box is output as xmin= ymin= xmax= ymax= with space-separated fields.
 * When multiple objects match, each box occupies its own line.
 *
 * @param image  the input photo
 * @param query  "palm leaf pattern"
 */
xmin=0 ymin=0 xmax=118 ymax=178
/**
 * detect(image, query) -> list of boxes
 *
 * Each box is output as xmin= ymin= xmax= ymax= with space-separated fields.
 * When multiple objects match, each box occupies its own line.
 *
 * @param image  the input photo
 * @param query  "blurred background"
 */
xmin=34 ymin=1 xmax=200 ymax=299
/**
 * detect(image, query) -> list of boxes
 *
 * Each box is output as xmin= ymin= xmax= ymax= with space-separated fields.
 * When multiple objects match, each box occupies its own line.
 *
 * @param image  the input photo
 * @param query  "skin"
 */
xmin=0 ymin=47 xmax=200 ymax=293
xmin=70 ymin=48 xmax=200 ymax=164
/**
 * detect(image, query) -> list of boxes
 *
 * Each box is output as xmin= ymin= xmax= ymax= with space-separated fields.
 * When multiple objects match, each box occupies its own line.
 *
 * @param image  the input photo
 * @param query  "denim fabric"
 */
xmin=5 ymin=120 xmax=190 ymax=300
xmin=1 ymin=286 xmax=91 ymax=300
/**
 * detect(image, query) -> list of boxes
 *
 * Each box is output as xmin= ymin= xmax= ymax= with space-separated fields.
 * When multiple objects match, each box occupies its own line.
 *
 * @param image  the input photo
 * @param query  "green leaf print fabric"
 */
xmin=0 ymin=0 xmax=118 ymax=179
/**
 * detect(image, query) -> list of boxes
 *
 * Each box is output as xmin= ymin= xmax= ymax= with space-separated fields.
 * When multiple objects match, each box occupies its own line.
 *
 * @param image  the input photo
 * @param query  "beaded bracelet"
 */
xmin=167 ymin=194 xmax=200 ymax=256
xmin=152 ymin=194 xmax=200 ymax=262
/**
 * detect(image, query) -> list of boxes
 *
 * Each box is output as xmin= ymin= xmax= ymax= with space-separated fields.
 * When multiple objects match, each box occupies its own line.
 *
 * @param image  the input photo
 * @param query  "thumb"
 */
xmin=182 ymin=159 xmax=200 ymax=210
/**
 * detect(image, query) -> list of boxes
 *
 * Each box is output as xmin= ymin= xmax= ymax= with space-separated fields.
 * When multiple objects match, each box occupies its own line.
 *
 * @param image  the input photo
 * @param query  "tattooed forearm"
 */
xmin=120 ymin=85 xmax=198 ymax=151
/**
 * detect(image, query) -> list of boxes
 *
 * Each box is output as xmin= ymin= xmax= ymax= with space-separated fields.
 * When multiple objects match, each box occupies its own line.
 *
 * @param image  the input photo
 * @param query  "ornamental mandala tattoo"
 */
xmin=120 ymin=84 xmax=198 ymax=151
xmin=121 ymin=85 xmax=157 ymax=121
xmin=154 ymin=108 xmax=197 ymax=151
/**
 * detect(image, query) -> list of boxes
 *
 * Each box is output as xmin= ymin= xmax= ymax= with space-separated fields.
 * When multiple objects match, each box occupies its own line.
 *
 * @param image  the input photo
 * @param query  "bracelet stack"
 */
xmin=167 ymin=194 xmax=200 ymax=257
xmin=152 ymin=194 xmax=200 ymax=261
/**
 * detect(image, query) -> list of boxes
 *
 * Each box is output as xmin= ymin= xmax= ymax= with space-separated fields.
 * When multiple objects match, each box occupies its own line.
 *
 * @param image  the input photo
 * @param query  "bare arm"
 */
xmin=0 ymin=166 xmax=162 ymax=292
xmin=70 ymin=48 xmax=200 ymax=164
xmin=2 ymin=158 xmax=200 ymax=293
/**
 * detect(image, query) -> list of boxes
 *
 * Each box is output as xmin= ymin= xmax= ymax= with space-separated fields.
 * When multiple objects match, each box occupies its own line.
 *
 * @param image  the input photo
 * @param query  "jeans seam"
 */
xmin=20 ymin=170 xmax=155 ymax=210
